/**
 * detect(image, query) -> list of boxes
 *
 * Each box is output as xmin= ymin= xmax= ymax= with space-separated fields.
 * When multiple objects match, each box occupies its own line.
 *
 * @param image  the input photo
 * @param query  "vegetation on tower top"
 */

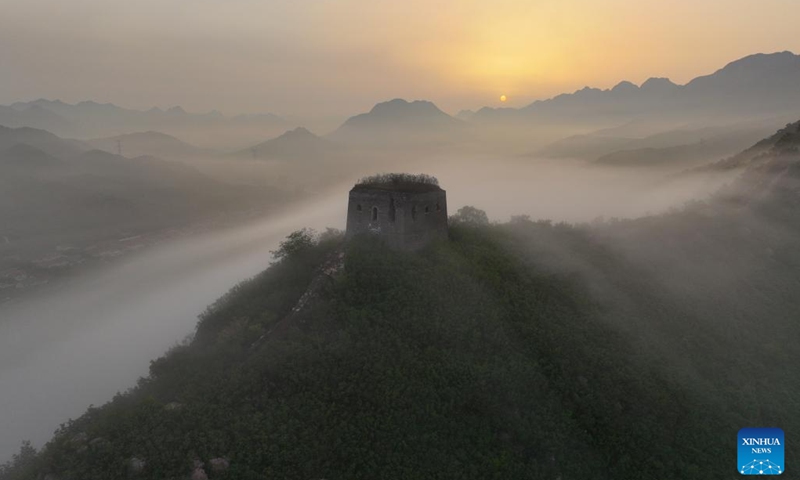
xmin=353 ymin=173 xmax=441 ymax=192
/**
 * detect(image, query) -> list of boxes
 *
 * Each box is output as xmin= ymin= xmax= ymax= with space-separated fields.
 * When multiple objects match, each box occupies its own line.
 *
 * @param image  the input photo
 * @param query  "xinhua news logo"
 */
xmin=738 ymin=428 xmax=784 ymax=475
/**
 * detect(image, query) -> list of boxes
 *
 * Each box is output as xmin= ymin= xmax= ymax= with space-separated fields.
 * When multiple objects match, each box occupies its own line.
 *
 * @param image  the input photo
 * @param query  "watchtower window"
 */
xmin=371 ymin=206 xmax=378 ymax=221
xmin=411 ymin=205 xmax=417 ymax=221
xmin=356 ymin=204 xmax=362 ymax=212
xmin=436 ymin=203 xmax=441 ymax=211
xmin=424 ymin=205 xmax=430 ymax=213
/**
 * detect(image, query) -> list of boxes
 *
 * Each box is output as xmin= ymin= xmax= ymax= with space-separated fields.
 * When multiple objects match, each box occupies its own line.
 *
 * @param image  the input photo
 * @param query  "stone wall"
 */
xmin=345 ymin=187 xmax=448 ymax=250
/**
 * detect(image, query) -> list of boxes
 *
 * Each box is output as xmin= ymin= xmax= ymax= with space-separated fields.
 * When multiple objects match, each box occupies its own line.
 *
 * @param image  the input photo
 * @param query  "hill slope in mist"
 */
xmin=537 ymin=118 xmax=787 ymax=169
xmin=0 ymin=126 xmax=91 ymax=159
xmin=0 ymin=127 xmax=277 ymax=242
xmin=4 ymin=123 xmax=800 ymax=479
xmin=88 ymin=131 xmax=211 ymax=160
xmin=0 ymin=126 xmax=288 ymax=300
xmin=235 ymin=127 xmax=342 ymax=161
xmin=706 ymin=119 xmax=800 ymax=171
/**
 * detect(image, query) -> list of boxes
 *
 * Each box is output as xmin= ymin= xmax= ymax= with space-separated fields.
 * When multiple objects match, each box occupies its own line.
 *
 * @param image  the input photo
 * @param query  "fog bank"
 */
xmin=0 ymin=194 xmax=344 ymax=462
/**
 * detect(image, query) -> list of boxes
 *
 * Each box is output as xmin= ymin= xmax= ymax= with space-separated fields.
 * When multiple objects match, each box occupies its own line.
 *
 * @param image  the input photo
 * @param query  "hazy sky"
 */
xmin=1 ymin=0 xmax=798 ymax=117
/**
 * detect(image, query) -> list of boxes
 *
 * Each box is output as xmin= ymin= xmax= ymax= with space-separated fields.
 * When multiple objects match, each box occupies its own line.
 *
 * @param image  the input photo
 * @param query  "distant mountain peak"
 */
xmin=611 ymin=81 xmax=638 ymax=93
xmin=342 ymin=98 xmax=458 ymax=125
xmin=641 ymin=77 xmax=677 ymax=90
xmin=261 ymin=126 xmax=322 ymax=144
xmin=238 ymin=125 xmax=335 ymax=160
xmin=282 ymin=126 xmax=316 ymax=138
xmin=368 ymin=98 xmax=445 ymax=116
xmin=167 ymin=106 xmax=187 ymax=115
xmin=331 ymin=99 xmax=463 ymax=145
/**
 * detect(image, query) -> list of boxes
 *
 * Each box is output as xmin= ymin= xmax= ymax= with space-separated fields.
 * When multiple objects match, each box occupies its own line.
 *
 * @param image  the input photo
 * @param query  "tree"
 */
xmin=318 ymin=227 xmax=344 ymax=243
xmin=450 ymin=206 xmax=489 ymax=226
xmin=271 ymin=228 xmax=317 ymax=263
xmin=0 ymin=441 xmax=37 ymax=479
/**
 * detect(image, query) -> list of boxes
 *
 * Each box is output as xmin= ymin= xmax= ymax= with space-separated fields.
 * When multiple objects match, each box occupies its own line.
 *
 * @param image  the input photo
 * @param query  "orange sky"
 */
xmin=0 ymin=0 xmax=798 ymax=117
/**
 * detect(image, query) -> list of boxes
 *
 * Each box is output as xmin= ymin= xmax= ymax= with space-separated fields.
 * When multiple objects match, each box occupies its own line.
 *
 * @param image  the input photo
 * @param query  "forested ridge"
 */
xmin=3 ymin=200 xmax=798 ymax=479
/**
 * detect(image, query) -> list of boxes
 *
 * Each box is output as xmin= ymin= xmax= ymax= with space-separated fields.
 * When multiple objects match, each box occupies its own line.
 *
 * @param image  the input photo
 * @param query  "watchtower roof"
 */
xmin=352 ymin=173 xmax=442 ymax=193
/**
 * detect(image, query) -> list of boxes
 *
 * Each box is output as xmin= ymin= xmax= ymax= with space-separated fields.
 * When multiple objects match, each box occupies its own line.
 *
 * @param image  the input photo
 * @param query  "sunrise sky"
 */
xmin=1 ymin=0 xmax=798 ymax=117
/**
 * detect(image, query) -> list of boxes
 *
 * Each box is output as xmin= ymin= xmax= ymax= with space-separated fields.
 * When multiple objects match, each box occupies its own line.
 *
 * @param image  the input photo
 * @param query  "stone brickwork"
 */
xmin=345 ymin=180 xmax=448 ymax=251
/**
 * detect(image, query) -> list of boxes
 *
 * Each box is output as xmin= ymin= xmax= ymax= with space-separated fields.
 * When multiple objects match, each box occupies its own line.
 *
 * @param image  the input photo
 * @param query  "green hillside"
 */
xmin=4 ymin=188 xmax=798 ymax=479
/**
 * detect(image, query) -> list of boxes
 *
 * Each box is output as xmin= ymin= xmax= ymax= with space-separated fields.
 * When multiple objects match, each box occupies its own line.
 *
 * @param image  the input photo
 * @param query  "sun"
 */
xmin=500 ymin=94 xmax=507 ymax=102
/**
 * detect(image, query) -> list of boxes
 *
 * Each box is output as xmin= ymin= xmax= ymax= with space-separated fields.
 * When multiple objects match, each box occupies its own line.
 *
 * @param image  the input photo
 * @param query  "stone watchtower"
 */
xmin=345 ymin=173 xmax=448 ymax=250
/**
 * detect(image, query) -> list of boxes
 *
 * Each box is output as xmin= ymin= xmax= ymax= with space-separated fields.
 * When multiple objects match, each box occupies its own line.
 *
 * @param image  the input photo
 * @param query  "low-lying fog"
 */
xmin=0 ymin=153 xmax=734 ymax=461
xmin=0 ymin=195 xmax=344 ymax=461
xmin=421 ymin=154 xmax=734 ymax=222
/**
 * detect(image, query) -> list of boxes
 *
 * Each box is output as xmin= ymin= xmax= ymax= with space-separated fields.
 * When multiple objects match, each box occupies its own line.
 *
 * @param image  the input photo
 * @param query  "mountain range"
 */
xmin=2 ymin=51 xmax=800 ymax=158
xmin=468 ymin=51 xmax=800 ymax=124
xmin=0 ymin=100 xmax=289 ymax=147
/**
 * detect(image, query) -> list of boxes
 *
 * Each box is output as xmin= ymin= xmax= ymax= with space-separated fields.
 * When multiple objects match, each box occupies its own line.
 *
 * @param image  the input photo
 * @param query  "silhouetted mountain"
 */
xmin=4 ymin=99 xmax=289 ymax=144
xmin=0 ymin=104 xmax=74 ymax=135
xmin=88 ymin=131 xmax=210 ymax=160
xmin=639 ymin=77 xmax=679 ymax=95
xmin=471 ymin=52 xmax=800 ymax=124
xmin=331 ymin=99 xmax=466 ymax=146
xmin=0 ymin=125 xmax=90 ymax=159
xmin=682 ymin=51 xmax=800 ymax=112
xmin=237 ymin=127 xmax=341 ymax=160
